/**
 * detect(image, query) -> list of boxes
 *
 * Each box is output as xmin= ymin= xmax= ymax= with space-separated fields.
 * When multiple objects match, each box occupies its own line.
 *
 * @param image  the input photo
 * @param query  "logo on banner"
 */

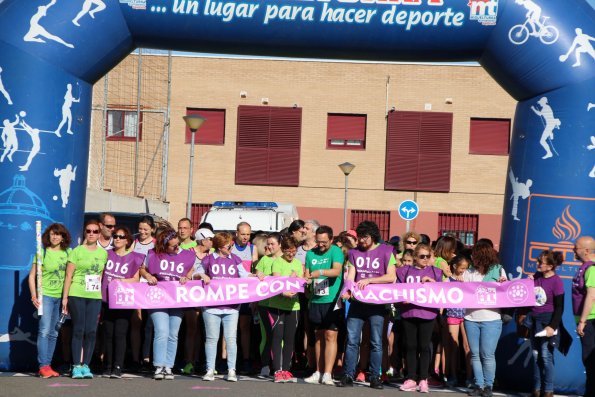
xmin=523 ymin=194 xmax=593 ymax=278
xmin=114 ymin=285 xmax=135 ymax=306
xmin=146 ymin=286 xmax=166 ymax=303
xmin=468 ymin=0 xmax=498 ymax=26
xmin=475 ymin=286 xmax=497 ymax=305
xmin=506 ymin=281 xmax=529 ymax=304
xmin=119 ymin=0 xmax=147 ymax=10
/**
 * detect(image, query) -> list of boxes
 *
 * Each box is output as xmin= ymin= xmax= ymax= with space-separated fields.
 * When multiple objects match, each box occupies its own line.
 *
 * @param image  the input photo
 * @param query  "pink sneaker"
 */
xmin=418 ymin=379 xmax=430 ymax=393
xmin=400 ymin=379 xmax=417 ymax=391
xmin=355 ymin=371 xmax=366 ymax=382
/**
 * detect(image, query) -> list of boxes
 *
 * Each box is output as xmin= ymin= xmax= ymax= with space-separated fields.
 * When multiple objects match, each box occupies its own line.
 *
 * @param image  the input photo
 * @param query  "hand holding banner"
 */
xmin=341 ymin=279 xmax=535 ymax=309
xmin=108 ymin=276 xmax=306 ymax=309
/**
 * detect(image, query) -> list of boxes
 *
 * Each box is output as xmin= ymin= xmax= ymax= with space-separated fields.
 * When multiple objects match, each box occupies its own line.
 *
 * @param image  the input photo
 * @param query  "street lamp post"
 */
xmin=183 ymin=114 xmax=206 ymax=218
xmin=338 ymin=162 xmax=355 ymax=231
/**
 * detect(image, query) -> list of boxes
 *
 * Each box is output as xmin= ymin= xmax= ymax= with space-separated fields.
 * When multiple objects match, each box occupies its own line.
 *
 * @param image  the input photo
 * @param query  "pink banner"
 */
xmin=342 ymin=279 xmax=535 ymax=309
xmin=108 ymin=277 xmax=306 ymax=309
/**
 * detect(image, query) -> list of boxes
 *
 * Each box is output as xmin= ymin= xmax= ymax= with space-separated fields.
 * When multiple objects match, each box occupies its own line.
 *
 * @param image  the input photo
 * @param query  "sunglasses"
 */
xmin=86 ymin=229 xmax=100 ymax=234
xmin=112 ymin=234 xmax=126 ymax=240
xmin=406 ymin=240 xmax=418 ymax=245
xmin=104 ymin=224 xmax=116 ymax=229
xmin=418 ymin=254 xmax=431 ymax=259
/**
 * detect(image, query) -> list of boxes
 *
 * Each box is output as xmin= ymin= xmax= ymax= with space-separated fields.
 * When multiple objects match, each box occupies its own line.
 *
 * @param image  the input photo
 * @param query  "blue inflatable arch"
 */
xmin=0 ymin=0 xmax=593 ymax=392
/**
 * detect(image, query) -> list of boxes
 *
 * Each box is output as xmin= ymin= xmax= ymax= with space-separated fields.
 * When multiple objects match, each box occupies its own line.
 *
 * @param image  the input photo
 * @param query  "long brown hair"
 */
xmin=155 ymin=227 xmax=178 ymax=254
xmin=42 ymin=223 xmax=71 ymax=250
xmin=471 ymin=240 xmax=499 ymax=275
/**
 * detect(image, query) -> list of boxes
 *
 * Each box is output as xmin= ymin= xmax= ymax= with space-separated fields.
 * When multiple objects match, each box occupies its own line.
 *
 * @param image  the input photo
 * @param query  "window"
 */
xmin=106 ymin=108 xmax=142 ymax=141
xmin=438 ymin=213 xmax=479 ymax=246
xmin=350 ymin=210 xmax=390 ymax=241
xmin=385 ymin=111 xmax=453 ymax=192
xmin=327 ymin=113 xmax=366 ymax=149
xmin=185 ymin=108 xmax=226 ymax=145
xmin=190 ymin=203 xmax=213 ymax=230
xmin=469 ymin=118 xmax=510 ymax=155
xmin=235 ymin=105 xmax=302 ymax=187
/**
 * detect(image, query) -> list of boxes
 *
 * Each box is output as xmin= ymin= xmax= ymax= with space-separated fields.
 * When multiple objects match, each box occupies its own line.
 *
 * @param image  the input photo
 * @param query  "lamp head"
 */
xmin=338 ymin=162 xmax=356 ymax=176
xmin=183 ymin=115 xmax=206 ymax=131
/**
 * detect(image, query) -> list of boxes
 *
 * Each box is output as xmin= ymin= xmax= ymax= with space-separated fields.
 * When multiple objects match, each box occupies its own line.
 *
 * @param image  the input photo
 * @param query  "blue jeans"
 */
xmin=532 ymin=336 xmax=554 ymax=392
xmin=203 ymin=310 xmax=239 ymax=371
xmin=149 ymin=309 xmax=183 ymax=368
xmin=344 ymin=302 xmax=385 ymax=378
xmin=37 ymin=295 xmax=61 ymax=367
xmin=464 ymin=319 xmax=502 ymax=388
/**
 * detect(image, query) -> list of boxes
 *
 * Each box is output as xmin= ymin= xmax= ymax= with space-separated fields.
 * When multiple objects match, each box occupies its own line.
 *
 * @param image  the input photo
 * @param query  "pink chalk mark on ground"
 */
xmin=48 ymin=383 xmax=89 ymax=387
xmin=191 ymin=386 xmax=230 ymax=390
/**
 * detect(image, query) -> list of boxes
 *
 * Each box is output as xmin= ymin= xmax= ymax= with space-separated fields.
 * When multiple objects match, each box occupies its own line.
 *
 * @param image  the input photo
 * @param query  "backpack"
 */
xmin=571 ymin=261 xmax=595 ymax=315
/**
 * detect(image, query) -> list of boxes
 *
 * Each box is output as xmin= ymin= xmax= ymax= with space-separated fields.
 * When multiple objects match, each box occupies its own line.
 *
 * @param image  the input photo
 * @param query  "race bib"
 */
xmin=85 ymin=275 xmax=101 ymax=292
xmin=313 ymin=278 xmax=329 ymax=296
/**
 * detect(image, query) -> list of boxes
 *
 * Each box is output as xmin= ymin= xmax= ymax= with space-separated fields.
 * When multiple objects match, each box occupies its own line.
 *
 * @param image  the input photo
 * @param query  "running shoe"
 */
xmin=369 ymin=376 xmax=384 ymax=390
xmin=164 ymin=367 xmax=174 ymax=380
xmin=154 ymin=367 xmax=165 ymax=380
xmin=258 ymin=365 xmax=270 ymax=379
xmin=111 ymin=366 xmax=122 ymax=379
xmin=81 ymin=364 xmax=93 ymax=379
xmin=71 ymin=365 xmax=84 ymax=379
xmin=274 ymin=370 xmax=285 ymax=383
xmin=304 ymin=371 xmax=321 ymax=384
xmin=336 ymin=374 xmax=353 ymax=387
xmin=102 ymin=367 xmax=112 ymax=378
xmin=48 ymin=366 xmax=60 ymax=378
xmin=203 ymin=369 xmax=215 ymax=381
xmin=355 ymin=371 xmax=366 ymax=382
xmin=468 ymin=385 xmax=484 ymax=396
xmin=320 ymin=373 xmax=334 ymax=386
xmin=418 ymin=379 xmax=430 ymax=393
xmin=39 ymin=365 xmax=54 ymax=379
xmin=225 ymin=369 xmax=237 ymax=382
xmin=181 ymin=362 xmax=194 ymax=375
xmin=400 ymin=379 xmax=418 ymax=392
xmin=283 ymin=371 xmax=296 ymax=383
xmin=482 ymin=386 xmax=493 ymax=397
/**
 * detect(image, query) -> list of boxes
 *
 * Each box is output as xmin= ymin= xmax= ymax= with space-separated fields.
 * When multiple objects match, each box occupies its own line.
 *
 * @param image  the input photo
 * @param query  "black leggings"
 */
xmin=68 ymin=297 xmax=102 ymax=365
xmin=102 ymin=303 xmax=131 ymax=368
xmin=270 ymin=308 xmax=299 ymax=372
xmin=259 ymin=306 xmax=273 ymax=367
xmin=402 ymin=317 xmax=435 ymax=380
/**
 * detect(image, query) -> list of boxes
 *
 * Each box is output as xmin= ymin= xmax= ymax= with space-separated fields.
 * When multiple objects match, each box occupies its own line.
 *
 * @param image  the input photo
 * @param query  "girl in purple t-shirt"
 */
xmin=140 ymin=228 xmax=195 ymax=380
xmin=396 ymin=243 xmax=443 ymax=393
xmin=101 ymin=227 xmax=142 ymax=378
xmin=524 ymin=250 xmax=565 ymax=397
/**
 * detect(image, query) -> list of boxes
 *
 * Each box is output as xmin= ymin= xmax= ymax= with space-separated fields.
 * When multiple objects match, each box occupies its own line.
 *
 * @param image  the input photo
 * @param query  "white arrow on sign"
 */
xmin=401 ymin=207 xmax=417 ymax=219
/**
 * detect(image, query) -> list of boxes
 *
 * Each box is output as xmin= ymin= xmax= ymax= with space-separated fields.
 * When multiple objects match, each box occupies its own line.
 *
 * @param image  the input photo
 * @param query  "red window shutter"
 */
xmin=418 ymin=112 xmax=452 ymax=192
xmin=385 ymin=111 xmax=452 ymax=192
xmin=469 ymin=118 xmax=510 ymax=155
xmin=327 ymin=114 xmax=366 ymax=141
xmin=185 ymin=108 xmax=226 ymax=145
xmin=235 ymin=106 xmax=301 ymax=187
xmin=385 ymin=111 xmax=421 ymax=190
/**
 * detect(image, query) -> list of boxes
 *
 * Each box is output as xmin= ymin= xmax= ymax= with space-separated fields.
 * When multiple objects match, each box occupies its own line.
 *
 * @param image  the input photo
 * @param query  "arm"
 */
xmin=577 ymin=287 xmax=595 ymax=336
xmin=309 ymin=262 xmax=343 ymax=279
xmin=139 ymin=265 xmax=157 ymax=285
xmin=28 ymin=260 xmax=40 ymax=309
xmin=61 ymin=262 xmax=76 ymax=315
xmin=357 ymin=264 xmax=397 ymax=289
xmin=545 ymin=293 xmax=564 ymax=335
xmin=121 ymin=269 xmax=141 ymax=283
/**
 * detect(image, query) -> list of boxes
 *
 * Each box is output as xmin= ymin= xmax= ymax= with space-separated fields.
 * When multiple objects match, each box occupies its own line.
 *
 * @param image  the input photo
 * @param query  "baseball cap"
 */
xmin=195 ymin=228 xmax=214 ymax=241
xmin=347 ymin=229 xmax=357 ymax=239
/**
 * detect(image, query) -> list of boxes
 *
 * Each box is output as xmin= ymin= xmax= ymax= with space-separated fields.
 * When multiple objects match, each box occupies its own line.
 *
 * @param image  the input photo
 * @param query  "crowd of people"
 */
xmin=27 ymin=213 xmax=595 ymax=397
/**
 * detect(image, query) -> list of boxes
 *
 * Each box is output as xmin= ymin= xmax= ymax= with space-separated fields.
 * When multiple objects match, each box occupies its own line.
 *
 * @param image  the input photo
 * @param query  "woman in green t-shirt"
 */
xmin=28 ymin=223 xmax=71 ymax=379
xmin=62 ymin=219 xmax=108 ymax=379
xmin=254 ymin=232 xmax=283 ymax=378
xmin=269 ymin=235 xmax=303 ymax=383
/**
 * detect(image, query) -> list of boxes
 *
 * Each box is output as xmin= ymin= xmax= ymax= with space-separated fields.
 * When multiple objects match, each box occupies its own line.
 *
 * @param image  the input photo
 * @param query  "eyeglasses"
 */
xmin=104 ymin=224 xmax=115 ymax=229
xmin=86 ymin=229 xmax=100 ymax=234
xmin=283 ymin=249 xmax=297 ymax=254
xmin=222 ymin=244 xmax=233 ymax=250
xmin=112 ymin=234 xmax=126 ymax=240
xmin=418 ymin=254 xmax=431 ymax=259
xmin=406 ymin=240 xmax=418 ymax=245
xmin=357 ymin=235 xmax=371 ymax=241
xmin=316 ymin=240 xmax=330 ymax=245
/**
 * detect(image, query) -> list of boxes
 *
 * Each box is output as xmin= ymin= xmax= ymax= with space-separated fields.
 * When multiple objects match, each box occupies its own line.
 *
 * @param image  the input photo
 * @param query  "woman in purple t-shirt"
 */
xmin=101 ymin=226 xmax=143 ymax=378
xmin=140 ymin=228 xmax=195 ymax=380
xmin=524 ymin=250 xmax=565 ymax=397
xmin=396 ymin=243 xmax=443 ymax=393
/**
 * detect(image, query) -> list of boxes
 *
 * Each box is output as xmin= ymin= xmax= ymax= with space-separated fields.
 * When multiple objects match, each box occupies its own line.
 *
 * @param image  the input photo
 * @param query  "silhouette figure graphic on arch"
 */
xmin=55 ymin=84 xmax=80 ymax=137
xmin=72 ymin=0 xmax=106 ymax=27
xmin=531 ymin=97 xmax=561 ymax=159
xmin=54 ymin=164 xmax=76 ymax=208
xmin=0 ymin=114 xmax=20 ymax=163
xmin=509 ymin=169 xmax=532 ymax=221
xmin=560 ymin=28 xmax=595 ymax=67
xmin=23 ymin=0 xmax=74 ymax=48
xmin=19 ymin=117 xmax=41 ymax=172
xmin=0 ymin=66 xmax=12 ymax=105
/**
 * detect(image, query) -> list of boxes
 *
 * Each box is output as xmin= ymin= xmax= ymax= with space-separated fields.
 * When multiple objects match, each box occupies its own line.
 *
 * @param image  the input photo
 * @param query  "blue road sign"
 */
xmin=398 ymin=200 xmax=419 ymax=221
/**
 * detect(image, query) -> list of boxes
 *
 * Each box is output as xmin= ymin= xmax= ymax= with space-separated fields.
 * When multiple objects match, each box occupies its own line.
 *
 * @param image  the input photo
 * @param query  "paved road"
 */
xmin=0 ymin=372 xmax=545 ymax=397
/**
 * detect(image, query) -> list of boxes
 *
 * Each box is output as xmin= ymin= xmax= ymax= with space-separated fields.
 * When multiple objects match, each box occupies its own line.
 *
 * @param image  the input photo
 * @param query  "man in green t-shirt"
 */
xmin=575 ymin=235 xmax=595 ymax=397
xmin=303 ymin=225 xmax=344 ymax=386
xmin=178 ymin=218 xmax=197 ymax=250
